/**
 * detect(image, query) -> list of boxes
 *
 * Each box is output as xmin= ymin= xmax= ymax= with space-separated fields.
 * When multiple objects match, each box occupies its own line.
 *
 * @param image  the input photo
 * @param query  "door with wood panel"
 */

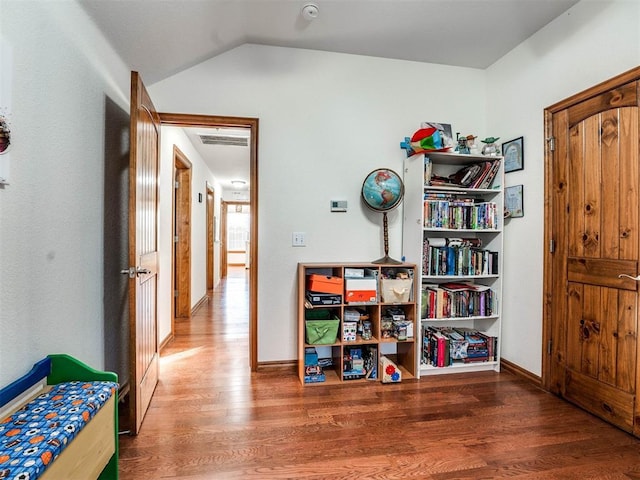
xmin=545 ymin=72 xmax=640 ymax=434
xmin=127 ymin=71 xmax=160 ymax=434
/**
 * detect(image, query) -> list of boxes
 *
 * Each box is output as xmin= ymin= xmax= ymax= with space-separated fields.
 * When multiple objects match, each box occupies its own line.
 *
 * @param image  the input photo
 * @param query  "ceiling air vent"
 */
xmin=198 ymin=134 xmax=249 ymax=147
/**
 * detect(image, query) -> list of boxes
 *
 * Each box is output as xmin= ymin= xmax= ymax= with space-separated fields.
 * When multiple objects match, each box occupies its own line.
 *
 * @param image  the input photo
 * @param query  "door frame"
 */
xmin=542 ymin=66 xmax=640 ymax=391
xmin=159 ymin=113 xmax=259 ymax=371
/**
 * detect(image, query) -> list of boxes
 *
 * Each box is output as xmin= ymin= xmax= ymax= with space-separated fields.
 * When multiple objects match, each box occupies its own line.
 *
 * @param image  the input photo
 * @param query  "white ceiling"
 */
xmin=79 ymin=0 xmax=580 ymax=189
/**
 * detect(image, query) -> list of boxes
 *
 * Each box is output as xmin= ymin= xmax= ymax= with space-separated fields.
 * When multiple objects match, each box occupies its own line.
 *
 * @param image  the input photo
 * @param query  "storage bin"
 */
xmin=307 ymin=274 xmax=343 ymax=294
xmin=380 ymin=278 xmax=413 ymax=303
xmin=305 ymin=318 xmax=340 ymax=345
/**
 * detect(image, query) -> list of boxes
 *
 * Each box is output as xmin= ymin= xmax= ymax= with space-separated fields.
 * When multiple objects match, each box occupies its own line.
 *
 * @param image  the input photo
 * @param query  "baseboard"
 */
xmin=501 ymin=357 xmax=542 ymax=388
xmin=257 ymin=360 xmax=297 ymax=371
xmin=159 ymin=333 xmax=174 ymax=353
xmin=191 ymin=295 xmax=209 ymax=315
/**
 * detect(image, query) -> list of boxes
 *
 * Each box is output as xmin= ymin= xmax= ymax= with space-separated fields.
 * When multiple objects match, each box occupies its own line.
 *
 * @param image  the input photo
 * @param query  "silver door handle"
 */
xmin=120 ymin=267 xmax=151 ymax=278
xmin=618 ymin=274 xmax=640 ymax=281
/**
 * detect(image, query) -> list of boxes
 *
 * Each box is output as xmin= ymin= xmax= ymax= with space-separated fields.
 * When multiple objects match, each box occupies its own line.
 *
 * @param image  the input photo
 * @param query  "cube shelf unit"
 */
xmin=298 ymin=262 xmax=417 ymax=386
xmin=402 ymin=151 xmax=504 ymax=376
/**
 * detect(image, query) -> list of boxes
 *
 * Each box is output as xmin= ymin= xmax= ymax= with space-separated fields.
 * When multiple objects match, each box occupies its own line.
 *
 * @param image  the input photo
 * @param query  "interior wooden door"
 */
xmin=128 ymin=71 xmax=160 ymax=434
xmin=206 ymin=184 xmax=215 ymax=290
xmin=545 ymin=72 xmax=640 ymax=434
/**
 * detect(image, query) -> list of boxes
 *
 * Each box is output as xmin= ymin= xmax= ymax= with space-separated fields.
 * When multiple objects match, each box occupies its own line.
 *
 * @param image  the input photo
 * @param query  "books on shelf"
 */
xmin=420 ymin=281 xmax=495 ymax=319
xmin=422 ymin=326 xmax=497 ymax=367
xmin=421 ymin=237 xmax=498 ymax=277
xmin=423 ymin=195 xmax=498 ymax=230
xmin=424 ymin=156 xmax=501 ymax=190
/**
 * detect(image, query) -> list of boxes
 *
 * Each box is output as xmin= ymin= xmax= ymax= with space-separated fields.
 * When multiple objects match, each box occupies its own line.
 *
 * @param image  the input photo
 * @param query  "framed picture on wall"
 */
xmin=502 ymin=136 xmax=524 ymax=173
xmin=505 ymin=184 xmax=524 ymax=218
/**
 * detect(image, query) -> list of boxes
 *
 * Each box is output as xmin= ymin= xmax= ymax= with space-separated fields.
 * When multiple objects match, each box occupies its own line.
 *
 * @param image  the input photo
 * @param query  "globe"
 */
xmin=361 ymin=169 xmax=404 ymax=212
xmin=361 ymin=168 xmax=404 ymax=264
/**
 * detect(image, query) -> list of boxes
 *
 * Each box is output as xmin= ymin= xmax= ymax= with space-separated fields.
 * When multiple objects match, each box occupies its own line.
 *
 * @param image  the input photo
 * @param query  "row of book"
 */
xmin=421 ymin=282 xmax=495 ymax=319
xmin=422 ymin=238 xmax=498 ymax=276
xmin=424 ymin=195 xmax=498 ymax=230
xmin=422 ymin=326 xmax=498 ymax=367
xmin=425 ymin=158 xmax=501 ymax=190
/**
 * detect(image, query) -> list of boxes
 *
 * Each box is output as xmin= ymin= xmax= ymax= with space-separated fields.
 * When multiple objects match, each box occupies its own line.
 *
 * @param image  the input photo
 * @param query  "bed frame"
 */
xmin=0 ymin=354 xmax=118 ymax=479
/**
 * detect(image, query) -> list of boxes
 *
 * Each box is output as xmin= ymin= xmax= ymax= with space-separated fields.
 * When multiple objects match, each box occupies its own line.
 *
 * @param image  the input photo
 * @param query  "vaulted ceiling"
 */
xmin=80 ymin=0 xmax=579 ymax=189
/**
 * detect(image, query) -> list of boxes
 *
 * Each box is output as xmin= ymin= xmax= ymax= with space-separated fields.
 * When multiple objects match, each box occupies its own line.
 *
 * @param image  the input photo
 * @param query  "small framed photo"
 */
xmin=505 ymin=184 xmax=524 ymax=218
xmin=502 ymin=136 xmax=524 ymax=173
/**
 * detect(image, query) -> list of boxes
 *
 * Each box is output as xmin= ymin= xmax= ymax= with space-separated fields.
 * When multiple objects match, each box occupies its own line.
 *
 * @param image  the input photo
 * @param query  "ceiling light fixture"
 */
xmin=231 ymin=180 xmax=247 ymax=188
xmin=301 ymin=3 xmax=319 ymax=21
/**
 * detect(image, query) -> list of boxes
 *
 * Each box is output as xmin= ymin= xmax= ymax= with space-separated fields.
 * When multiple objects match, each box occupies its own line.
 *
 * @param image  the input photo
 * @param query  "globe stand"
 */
xmin=372 ymin=212 xmax=402 ymax=265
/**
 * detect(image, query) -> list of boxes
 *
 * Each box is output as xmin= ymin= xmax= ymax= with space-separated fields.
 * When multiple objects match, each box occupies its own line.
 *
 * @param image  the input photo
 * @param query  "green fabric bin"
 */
xmin=305 ymin=318 xmax=339 ymax=345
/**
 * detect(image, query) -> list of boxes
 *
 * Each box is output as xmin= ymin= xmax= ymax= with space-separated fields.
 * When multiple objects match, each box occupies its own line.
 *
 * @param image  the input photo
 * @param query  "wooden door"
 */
xmin=206 ymin=184 xmax=215 ymax=290
xmin=128 ymin=71 xmax=160 ymax=434
xmin=173 ymin=146 xmax=192 ymax=319
xmin=545 ymin=70 xmax=640 ymax=434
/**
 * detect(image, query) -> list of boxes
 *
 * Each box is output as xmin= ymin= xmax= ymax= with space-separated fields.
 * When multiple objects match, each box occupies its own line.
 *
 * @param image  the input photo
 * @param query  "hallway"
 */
xmin=118 ymin=268 xmax=640 ymax=479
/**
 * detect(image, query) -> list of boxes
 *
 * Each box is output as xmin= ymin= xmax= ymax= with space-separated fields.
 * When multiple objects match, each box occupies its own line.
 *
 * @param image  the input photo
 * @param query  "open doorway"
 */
xmin=206 ymin=183 xmax=215 ymax=291
xmin=221 ymin=201 xmax=250 ymax=277
xmin=159 ymin=113 xmax=258 ymax=371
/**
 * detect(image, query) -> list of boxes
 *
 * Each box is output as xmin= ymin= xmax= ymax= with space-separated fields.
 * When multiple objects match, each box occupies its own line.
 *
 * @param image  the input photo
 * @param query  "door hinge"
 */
xmin=546 ymin=136 xmax=555 ymax=151
xmin=174 ymin=235 xmax=179 ymax=243
xmin=175 ymin=181 xmax=180 ymax=189
xmin=547 ymin=339 xmax=553 ymax=355
xmin=549 ymin=239 xmax=555 ymax=253
xmin=174 ymin=290 xmax=179 ymax=297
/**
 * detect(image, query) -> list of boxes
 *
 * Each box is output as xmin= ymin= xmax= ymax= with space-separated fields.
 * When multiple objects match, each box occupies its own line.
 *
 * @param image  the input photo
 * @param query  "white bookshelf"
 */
xmin=402 ymin=151 xmax=504 ymax=376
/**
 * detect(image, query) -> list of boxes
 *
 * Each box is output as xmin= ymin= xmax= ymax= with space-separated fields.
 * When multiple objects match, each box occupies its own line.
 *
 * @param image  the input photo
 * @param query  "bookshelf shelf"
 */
xmin=402 ymin=151 xmax=504 ymax=376
xmin=422 ymin=315 xmax=499 ymax=322
xmin=298 ymin=262 xmax=417 ymax=386
xmin=422 ymin=274 xmax=499 ymax=280
xmin=420 ymin=360 xmax=500 ymax=376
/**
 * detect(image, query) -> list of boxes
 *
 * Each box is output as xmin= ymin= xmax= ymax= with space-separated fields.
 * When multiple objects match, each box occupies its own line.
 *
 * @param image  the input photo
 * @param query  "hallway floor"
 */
xmin=118 ymin=267 xmax=640 ymax=479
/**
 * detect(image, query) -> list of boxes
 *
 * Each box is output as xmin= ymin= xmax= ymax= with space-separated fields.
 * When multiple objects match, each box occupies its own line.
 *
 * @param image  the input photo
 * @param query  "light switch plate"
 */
xmin=292 ymin=232 xmax=306 ymax=247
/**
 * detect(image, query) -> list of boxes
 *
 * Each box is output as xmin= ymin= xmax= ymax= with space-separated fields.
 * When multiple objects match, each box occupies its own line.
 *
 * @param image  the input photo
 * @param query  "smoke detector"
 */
xmin=301 ymin=4 xmax=319 ymax=21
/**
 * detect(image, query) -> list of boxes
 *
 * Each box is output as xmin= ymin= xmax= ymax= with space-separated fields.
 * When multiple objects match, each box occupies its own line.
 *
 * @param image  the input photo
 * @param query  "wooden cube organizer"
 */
xmin=298 ymin=262 xmax=417 ymax=386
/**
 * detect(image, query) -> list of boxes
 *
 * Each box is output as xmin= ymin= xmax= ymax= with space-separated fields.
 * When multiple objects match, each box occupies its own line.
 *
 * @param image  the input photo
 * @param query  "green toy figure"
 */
xmin=481 ymin=136 xmax=500 ymax=156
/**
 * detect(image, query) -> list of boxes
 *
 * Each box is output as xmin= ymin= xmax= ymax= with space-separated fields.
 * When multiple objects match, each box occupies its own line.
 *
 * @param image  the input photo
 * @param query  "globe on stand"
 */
xmin=361 ymin=168 xmax=404 ymax=264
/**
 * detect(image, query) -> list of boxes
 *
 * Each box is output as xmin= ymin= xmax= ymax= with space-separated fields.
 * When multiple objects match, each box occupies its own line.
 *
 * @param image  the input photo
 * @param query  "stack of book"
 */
xmin=425 ymin=157 xmax=501 ymax=190
xmin=422 ymin=237 xmax=498 ymax=277
xmin=422 ymin=326 xmax=497 ymax=367
xmin=421 ymin=281 xmax=495 ymax=319
xmin=423 ymin=194 xmax=498 ymax=230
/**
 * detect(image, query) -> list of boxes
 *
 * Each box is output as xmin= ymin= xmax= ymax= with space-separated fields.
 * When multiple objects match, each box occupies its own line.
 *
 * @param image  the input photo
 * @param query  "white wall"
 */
xmin=150 ymin=45 xmax=487 ymax=363
xmin=3 ymin=0 xmax=635 ymax=386
xmin=486 ymin=0 xmax=640 ymax=375
xmin=0 ymin=1 xmax=130 ymax=385
xmin=159 ymin=126 xmax=223 ymax=343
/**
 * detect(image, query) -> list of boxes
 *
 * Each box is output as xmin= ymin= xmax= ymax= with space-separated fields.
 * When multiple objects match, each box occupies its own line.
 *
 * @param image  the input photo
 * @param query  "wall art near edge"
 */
xmin=502 ymin=136 xmax=524 ymax=173
xmin=0 ymin=36 xmax=13 ymax=185
xmin=505 ymin=184 xmax=524 ymax=218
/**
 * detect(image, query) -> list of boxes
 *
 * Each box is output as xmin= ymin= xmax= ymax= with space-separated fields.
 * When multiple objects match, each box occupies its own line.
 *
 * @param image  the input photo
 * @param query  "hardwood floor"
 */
xmin=119 ymin=268 xmax=640 ymax=479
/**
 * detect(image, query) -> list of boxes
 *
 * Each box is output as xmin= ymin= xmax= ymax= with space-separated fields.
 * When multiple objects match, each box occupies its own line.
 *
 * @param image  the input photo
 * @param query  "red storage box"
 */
xmin=307 ymin=274 xmax=343 ymax=295
xmin=346 ymin=290 xmax=377 ymax=303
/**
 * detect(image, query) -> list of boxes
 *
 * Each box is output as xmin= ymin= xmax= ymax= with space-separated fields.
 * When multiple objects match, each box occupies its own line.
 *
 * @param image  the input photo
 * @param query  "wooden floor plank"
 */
xmin=119 ymin=267 xmax=640 ymax=479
